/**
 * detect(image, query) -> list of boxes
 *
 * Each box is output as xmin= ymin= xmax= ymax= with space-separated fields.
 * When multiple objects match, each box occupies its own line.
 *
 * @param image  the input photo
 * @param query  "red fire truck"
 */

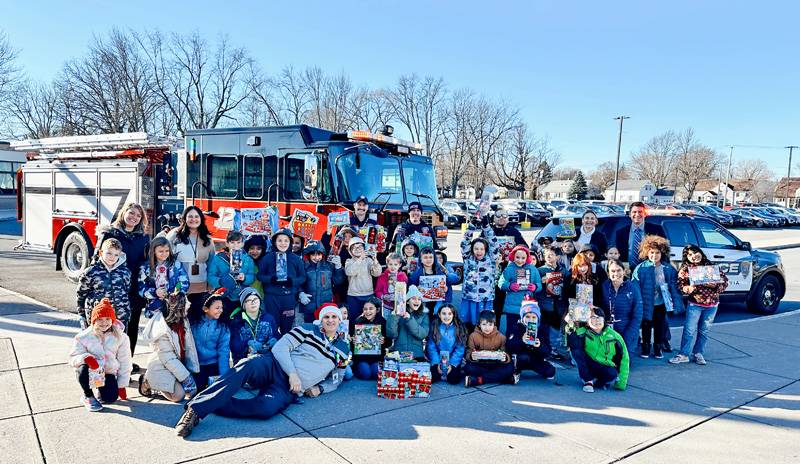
xmin=15 ymin=125 xmax=448 ymax=281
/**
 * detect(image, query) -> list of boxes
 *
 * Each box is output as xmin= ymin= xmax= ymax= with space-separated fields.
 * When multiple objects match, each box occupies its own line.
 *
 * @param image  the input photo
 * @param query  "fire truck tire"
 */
xmin=60 ymin=231 xmax=91 ymax=283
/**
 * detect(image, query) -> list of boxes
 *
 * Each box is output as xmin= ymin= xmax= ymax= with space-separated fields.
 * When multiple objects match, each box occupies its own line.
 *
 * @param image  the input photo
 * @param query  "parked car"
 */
xmin=535 ymin=213 xmax=786 ymax=314
xmin=735 ymin=208 xmax=780 ymax=228
xmin=440 ymin=200 xmax=468 ymax=228
xmin=498 ymin=199 xmax=552 ymax=226
xmin=748 ymin=207 xmax=789 ymax=227
xmin=693 ymin=204 xmax=735 ymax=227
xmin=762 ymin=207 xmax=800 ymax=226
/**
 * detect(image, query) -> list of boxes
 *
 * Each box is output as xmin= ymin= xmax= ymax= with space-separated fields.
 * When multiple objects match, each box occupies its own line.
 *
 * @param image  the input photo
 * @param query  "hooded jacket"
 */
xmin=257 ymin=250 xmax=306 ymax=296
xmin=460 ymin=224 xmax=499 ymax=302
xmin=96 ymin=225 xmax=150 ymax=282
xmin=572 ymin=325 xmax=630 ymax=390
xmin=506 ymin=317 xmax=548 ymax=359
xmin=399 ymin=238 xmax=420 ymax=273
xmin=141 ymin=311 xmax=200 ymax=393
xmin=301 ymin=241 xmax=346 ymax=314
xmin=498 ymin=246 xmax=543 ymax=315
xmin=191 ymin=315 xmax=231 ymax=375
xmin=207 ymin=250 xmax=257 ymax=301
xmin=68 ymin=321 xmax=133 ymax=388
xmin=466 ymin=325 xmax=510 ymax=363
xmin=426 ymin=322 xmax=466 ymax=367
xmin=386 ymin=308 xmax=430 ymax=360
xmin=76 ymin=254 xmax=132 ymax=326
xmin=229 ymin=310 xmax=279 ymax=364
xmin=138 ymin=258 xmax=190 ymax=313
xmin=244 ymin=235 xmax=269 ymax=297
xmin=632 ymin=260 xmax=685 ymax=319
xmin=409 ymin=254 xmax=460 ymax=304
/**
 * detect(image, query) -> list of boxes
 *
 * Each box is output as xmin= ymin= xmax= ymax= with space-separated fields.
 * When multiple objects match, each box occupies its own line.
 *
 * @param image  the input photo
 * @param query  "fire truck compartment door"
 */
xmin=23 ymin=171 xmax=53 ymax=248
xmin=54 ymin=170 xmax=97 ymax=216
xmin=99 ymin=169 xmax=137 ymax=226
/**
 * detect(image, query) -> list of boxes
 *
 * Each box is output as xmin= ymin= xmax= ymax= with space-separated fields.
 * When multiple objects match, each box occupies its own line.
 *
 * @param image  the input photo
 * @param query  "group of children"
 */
xmin=70 ymin=214 xmax=729 ymax=411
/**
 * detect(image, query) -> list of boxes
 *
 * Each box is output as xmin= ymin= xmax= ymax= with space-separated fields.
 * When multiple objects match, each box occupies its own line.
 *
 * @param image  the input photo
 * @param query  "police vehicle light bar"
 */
xmin=347 ymin=130 xmax=424 ymax=152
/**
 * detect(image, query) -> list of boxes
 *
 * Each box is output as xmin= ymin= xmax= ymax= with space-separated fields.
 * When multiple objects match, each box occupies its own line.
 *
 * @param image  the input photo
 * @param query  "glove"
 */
xmin=248 ymin=340 xmax=264 ymax=353
xmin=266 ymin=338 xmax=278 ymax=350
xmin=181 ymin=376 xmax=198 ymax=395
xmin=527 ymin=283 xmax=537 ymax=292
xmin=470 ymin=215 xmax=482 ymax=226
xmin=509 ymin=283 xmax=520 ymax=292
xmin=118 ymin=387 xmax=127 ymax=400
xmin=481 ymin=216 xmax=490 ymax=227
xmin=329 ymin=255 xmax=342 ymax=268
xmin=299 ymin=292 xmax=312 ymax=305
xmin=84 ymin=355 xmax=99 ymax=370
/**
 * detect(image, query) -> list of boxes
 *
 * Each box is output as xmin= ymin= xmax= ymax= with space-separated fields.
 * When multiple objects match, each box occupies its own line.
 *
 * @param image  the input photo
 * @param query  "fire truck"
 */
xmin=14 ymin=125 xmax=448 ymax=281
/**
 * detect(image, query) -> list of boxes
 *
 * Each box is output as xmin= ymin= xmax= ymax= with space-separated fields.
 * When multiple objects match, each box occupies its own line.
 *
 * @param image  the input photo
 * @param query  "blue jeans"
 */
xmin=679 ymin=303 xmax=718 ymax=356
xmin=354 ymin=361 xmax=380 ymax=380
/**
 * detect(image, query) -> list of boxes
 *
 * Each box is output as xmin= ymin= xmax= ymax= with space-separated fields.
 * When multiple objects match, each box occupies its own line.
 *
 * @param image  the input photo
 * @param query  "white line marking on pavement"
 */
xmin=0 ymin=286 xmax=59 ymax=312
xmin=713 ymin=308 xmax=800 ymax=326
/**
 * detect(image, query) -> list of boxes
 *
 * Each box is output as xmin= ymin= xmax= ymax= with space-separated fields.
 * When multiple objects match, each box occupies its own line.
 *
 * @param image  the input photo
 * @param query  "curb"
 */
xmin=762 ymin=243 xmax=800 ymax=251
xmin=0 ymin=285 xmax=60 ymax=313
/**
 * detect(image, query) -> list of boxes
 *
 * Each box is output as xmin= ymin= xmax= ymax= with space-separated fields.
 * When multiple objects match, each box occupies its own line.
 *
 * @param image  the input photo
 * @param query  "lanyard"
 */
xmin=188 ymin=236 xmax=198 ymax=264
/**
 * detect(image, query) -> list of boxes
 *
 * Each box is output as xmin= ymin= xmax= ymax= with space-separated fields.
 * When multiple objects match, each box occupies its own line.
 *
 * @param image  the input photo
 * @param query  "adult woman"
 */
xmin=575 ymin=210 xmax=608 ymax=257
xmin=96 ymin=202 xmax=150 ymax=357
xmin=600 ymin=259 xmax=643 ymax=356
xmin=166 ymin=206 xmax=216 ymax=320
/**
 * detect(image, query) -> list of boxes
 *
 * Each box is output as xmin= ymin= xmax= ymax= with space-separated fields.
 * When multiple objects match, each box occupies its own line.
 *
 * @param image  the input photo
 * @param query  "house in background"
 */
xmin=540 ymin=180 xmax=573 ymax=200
xmin=603 ymin=179 xmax=658 ymax=203
xmin=690 ymin=179 xmax=753 ymax=205
xmin=654 ymin=188 xmax=675 ymax=203
xmin=773 ymin=177 xmax=800 ymax=207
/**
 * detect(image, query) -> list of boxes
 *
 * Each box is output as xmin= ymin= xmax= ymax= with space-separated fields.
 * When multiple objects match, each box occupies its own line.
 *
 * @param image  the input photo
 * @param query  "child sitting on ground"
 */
xmin=140 ymin=291 xmax=200 ymax=402
xmin=190 ymin=290 xmax=231 ymax=391
xmin=207 ymin=230 xmax=257 ymax=321
xmin=299 ymin=241 xmax=345 ymax=323
xmin=498 ymin=245 xmax=542 ymax=335
xmin=139 ymin=236 xmax=190 ymax=318
xmin=426 ymin=304 xmax=467 ymax=385
xmin=351 ymin=297 xmax=388 ymax=380
xmin=506 ymin=299 xmax=556 ymax=381
xmin=374 ymin=253 xmax=409 ymax=317
xmin=68 ymin=298 xmax=133 ymax=412
xmin=229 ymin=288 xmax=279 ymax=365
xmin=567 ymin=307 xmax=629 ymax=392
xmin=464 ymin=310 xmax=517 ymax=387
xmin=386 ymin=285 xmax=430 ymax=361
xmin=344 ymin=237 xmax=382 ymax=323
xmin=77 ymin=238 xmax=132 ymax=329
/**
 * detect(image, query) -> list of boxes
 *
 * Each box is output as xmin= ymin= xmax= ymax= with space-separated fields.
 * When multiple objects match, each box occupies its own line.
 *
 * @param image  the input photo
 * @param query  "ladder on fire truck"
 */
xmin=10 ymin=132 xmax=179 ymax=159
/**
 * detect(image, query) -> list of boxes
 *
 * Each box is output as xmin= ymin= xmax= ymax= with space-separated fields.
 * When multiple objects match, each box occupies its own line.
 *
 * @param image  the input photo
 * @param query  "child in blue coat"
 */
xmin=191 ymin=291 xmax=231 ymax=390
xmin=257 ymin=228 xmax=306 ymax=335
xmin=426 ymin=304 xmax=467 ymax=384
xmin=410 ymin=247 xmax=460 ymax=315
xmin=229 ymin=288 xmax=279 ymax=364
xmin=298 ymin=241 xmax=346 ymax=323
xmin=498 ymin=245 xmax=542 ymax=335
xmin=208 ymin=231 xmax=256 ymax=322
xmin=138 ymin=236 xmax=190 ymax=318
xmin=537 ymin=245 xmax=569 ymax=358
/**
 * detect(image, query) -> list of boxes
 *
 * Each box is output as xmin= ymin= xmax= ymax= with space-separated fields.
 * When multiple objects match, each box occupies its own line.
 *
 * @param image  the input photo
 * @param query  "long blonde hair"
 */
xmin=112 ymin=202 xmax=147 ymax=234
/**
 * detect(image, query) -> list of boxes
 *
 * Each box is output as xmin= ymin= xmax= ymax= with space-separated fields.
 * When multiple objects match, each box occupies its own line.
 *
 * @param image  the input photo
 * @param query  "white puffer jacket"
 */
xmin=68 ymin=322 xmax=133 ymax=387
xmin=141 ymin=312 xmax=199 ymax=392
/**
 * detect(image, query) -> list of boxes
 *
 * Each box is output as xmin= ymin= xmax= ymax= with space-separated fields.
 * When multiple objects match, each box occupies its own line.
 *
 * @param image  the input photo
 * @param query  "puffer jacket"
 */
xmin=96 ymin=225 xmax=150 ymax=282
xmin=600 ymin=279 xmax=643 ymax=328
xmin=460 ymin=224 xmax=499 ymax=302
xmin=141 ymin=312 xmax=199 ymax=392
xmin=138 ymin=259 xmax=190 ymax=314
xmin=632 ymin=260 xmax=685 ymax=319
xmin=191 ymin=315 xmax=231 ymax=375
xmin=498 ymin=260 xmax=543 ymax=315
xmin=76 ymin=254 xmax=132 ymax=326
xmin=301 ymin=242 xmax=346 ymax=314
xmin=466 ymin=326 xmax=509 ymax=363
xmin=68 ymin=321 xmax=133 ymax=387
xmin=344 ymin=255 xmax=382 ymax=296
xmin=207 ymin=250 xmax=256 ymax=301
xmin=386 ymin=309 xmax=430 ymax=360
xmin=229 ymin=311 xmax=279 ymax=364
xmin=571 ymin=325 xmax=630 ymax=390
xmin=426 ymin=322 xmax=465 ymax=367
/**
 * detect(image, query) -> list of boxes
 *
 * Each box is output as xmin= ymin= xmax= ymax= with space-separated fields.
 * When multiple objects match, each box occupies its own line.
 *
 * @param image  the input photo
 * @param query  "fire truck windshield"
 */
xmin=335 ymin=150 xmax=439 ymax=206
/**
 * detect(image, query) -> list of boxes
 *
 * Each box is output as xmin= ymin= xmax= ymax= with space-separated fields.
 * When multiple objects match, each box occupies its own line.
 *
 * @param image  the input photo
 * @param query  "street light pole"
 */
xmin=613 ymin=116 xmax=630 ymax=203
xmin=786 ymin=146 xmax=798 ymax=208
xmin=724 ymin=146 xmax=734 ymax=208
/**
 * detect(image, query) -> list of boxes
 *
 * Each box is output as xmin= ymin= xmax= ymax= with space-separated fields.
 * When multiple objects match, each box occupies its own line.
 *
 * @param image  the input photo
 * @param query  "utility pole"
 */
xmin=724 ymin=146 xmax=734 ymax=208
xmin=613 ymin=116 xmax=630 ymax=203
xmin=786 ymin=146 xmax=798 ymax=208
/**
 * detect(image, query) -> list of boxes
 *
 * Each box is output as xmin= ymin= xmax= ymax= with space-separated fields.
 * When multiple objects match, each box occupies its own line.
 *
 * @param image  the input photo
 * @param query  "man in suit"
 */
xmin=614 ymin=202 xmax=666 ymax=269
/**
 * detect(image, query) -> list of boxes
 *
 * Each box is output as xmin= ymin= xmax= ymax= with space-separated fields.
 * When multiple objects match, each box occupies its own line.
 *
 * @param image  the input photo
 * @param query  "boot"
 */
xmin=175 ymin=406 xmax=200 ymax=438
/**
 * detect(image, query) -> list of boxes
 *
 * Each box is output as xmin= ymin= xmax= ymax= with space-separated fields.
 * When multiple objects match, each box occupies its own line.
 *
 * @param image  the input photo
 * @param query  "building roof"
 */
xmin=695 ymin=179 xmax=754 ymax=193
xmin=541 ymin=180 xmax=573 ymax=193
xmin=654 ymin=188 xmax=675 ymax=196
xmin=773 ymin=177 xmax=800 ymax=197
xmin=605 ymin=179 xmax=652 ymax=191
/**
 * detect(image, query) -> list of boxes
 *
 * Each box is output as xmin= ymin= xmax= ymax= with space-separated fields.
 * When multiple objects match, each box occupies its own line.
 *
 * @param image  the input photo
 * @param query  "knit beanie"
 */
xmin=91 ymin=298 xmax=117 ymax=325
xmin=406 ymin=285 xmax=423 ymax=300
xmin=239 ymin=287 xmax=261 ymax=307
xmin=519 ymin=297 xmax=541 ymax=320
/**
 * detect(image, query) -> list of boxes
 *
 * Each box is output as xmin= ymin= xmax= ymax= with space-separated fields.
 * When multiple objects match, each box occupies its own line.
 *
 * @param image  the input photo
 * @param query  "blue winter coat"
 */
xmin=498 ymin=262 xmax=543 ymax=315
xmin=207 ymin=250 xmax=256 ymax=301
xmin=257 ymin=251 xmax=306 ymax=296
xmin=229 ymin=311 xmax=279 ymax=364
xmin=409 ymin=261 xmax=460 ymax=304
xmin=301 ymin=242 xmax=346 ymax=315
xmin=536 ymin=263 xmax=568 ymax=313
xmin=600 ymin=279 xmax=643 ymax=345
xmin=426 ymin=322 xmax=466 ymax=367
xmin=191 ymin=315 xmax=231 ymax=375
xmin=632 ymin=261 xmax=685 ymax=320
xmin=138 ymin=259 xmax=190 ymax=314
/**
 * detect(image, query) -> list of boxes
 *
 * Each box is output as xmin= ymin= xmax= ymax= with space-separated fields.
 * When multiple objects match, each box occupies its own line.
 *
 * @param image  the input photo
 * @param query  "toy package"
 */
xmin=377 ymin=358 xmax=432 ymax=399
xmin=419 ymin=275 xmax=447 ymax=302
xmin=354 ymin=324 xmax=383 ymax=356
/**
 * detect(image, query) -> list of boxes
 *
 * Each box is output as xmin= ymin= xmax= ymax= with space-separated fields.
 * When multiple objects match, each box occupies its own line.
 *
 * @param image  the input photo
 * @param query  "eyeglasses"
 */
xmin=496 ymin=213 xmax=509 ymax=218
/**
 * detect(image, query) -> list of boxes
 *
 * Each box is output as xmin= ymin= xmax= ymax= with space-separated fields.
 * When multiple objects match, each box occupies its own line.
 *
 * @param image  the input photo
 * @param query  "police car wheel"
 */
xmin=748 ymin=274 xmax=782 ymax=315
xmin=61 ymin=231 xmax=91 ymax=283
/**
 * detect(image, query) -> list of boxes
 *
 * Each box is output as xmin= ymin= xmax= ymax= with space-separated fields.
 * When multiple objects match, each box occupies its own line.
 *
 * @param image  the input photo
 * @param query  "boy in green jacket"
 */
xmin=567 ymin=307 xmax=629 ymax=392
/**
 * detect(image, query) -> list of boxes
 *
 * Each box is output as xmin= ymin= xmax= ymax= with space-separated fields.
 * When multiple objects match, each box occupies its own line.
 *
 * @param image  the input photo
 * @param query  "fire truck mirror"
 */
xmin=304 ymin=153 xmax=318 ymax=189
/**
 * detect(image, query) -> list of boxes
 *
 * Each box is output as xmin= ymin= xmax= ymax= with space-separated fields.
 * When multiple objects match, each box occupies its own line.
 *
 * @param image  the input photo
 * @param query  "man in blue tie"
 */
xmin=614 ymin=202 xmax=666 ymax=269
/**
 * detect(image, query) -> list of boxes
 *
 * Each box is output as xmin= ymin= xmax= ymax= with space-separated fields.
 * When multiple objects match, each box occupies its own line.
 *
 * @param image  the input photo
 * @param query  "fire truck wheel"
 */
xmin=60 ymin=231 xmax=91 ymax=283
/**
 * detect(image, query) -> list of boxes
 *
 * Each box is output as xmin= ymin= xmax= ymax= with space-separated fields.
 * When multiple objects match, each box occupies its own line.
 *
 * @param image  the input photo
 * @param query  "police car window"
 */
xmin=695 ymin=220 xmax=737 ymax=249
xmin=208 ymin=156 xmax=238 ymax=198
xmin=243 ymin=155 xmax=263 ymax=199
xmin=662 ymin=219 xmax=698 ymax=247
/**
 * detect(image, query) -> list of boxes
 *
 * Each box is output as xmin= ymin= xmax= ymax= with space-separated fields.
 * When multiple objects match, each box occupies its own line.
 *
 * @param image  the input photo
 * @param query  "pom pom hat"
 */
xmin=91 ymin=298 xmax=117 ymax=325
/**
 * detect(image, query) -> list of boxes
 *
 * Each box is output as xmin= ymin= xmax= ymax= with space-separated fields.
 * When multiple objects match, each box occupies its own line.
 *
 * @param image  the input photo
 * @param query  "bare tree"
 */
xmin=387 ymin=74 xmax=447 ymax=156
xmin=349 ymin=87 xmax=394 ymax=132
xmin=629 ymin=130 xmax=679 ymax=187
xmin=589 ymin=161 xmax=628 ymax=191
xmin=467 ymin=96 xmax=520 ymax=194
xmin=0 ymin=31 xmax=20 ymax=108
xmin=439 ymin=89 xmax=476 ymax=196
xmin=675 ymin=146 xmax=720 ymax=201
xmin=5 ymin=80 xmax=62 ymax=138
xmin=735 ymin=159 xmax=772 ymax=183
xmin=552 ymin=167 xmax=580 ymax=180
xmin=493 ymin=123 xmax=560 ymax=196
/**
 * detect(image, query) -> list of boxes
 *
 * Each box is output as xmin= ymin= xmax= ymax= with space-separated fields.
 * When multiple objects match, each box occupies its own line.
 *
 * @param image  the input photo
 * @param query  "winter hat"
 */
xmin=271 ymin=228 xmax=294 ymax=247
xmin=519 ymin=297 xmax=541 ymax=320
xmin=239 ymin=287 xmax=261 ymax=307
xmin=348 ymin=236 xmax=365 ymax=251
xmin=470 ymin=236 xmax=490 ymax=256
xmin=537 ymin=236 xmax=554 ymax=246
xmin=408 ymin=201 xmax=422 ymax=213
xmin=508 ymin=245 xmax=532 ymax=264
xmin=406 ymin=285 xmax=423 ymax=300
xmin=580 ymin=243 xmax=600 ymax=256
xmin=91 ymin=298 xmax=117 ymax=325
xmin=303 ymin=240 xmax=326 ymax=258
xmin=244 ymin=234 xmax=268 ymax=258
xmin=314 ymin=302 xmax=342 ymax=323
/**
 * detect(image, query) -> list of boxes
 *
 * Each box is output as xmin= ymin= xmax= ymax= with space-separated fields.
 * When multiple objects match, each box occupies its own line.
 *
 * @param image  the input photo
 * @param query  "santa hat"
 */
xmin=519 ymin=297 xmax=541 ymax=320
xmin=91 ymin=298 xmax=117 ymax=325
xmin=314 ymin=302 xmax=342 ymax=323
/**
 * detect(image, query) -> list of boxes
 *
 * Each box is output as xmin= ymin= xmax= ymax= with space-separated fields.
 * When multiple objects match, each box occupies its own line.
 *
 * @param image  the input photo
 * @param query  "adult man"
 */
xmin=490 ymin=207 xmax=527 ymax=246
xmin=321 ymin=195 xmax=378 ymax=245
xmin=174 ymin=303 xmax=350 ymax=438
xmin=391 ymin=201 xmax=439 ymax=251
xmin=614 ymin=202 xmax=665 ymax=269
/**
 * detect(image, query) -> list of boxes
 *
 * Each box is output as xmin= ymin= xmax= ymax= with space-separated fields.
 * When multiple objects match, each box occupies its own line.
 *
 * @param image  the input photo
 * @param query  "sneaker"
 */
xmin=693 ymin=353 xmax=707 ymax=365
xmin=669 ymin=354 xmax=690 ymax=364
xmin=640 ymin=344 xmax=651 ymax=359
xmin=662 ymin=342 xmax=673 ymax=353
xmin=512 ymin=373 xmax=521 ymax=385
xmin=654 ymin=348 xmax=663 ymax=359
xmin=639 ymin=352 xmax=650 ymax=359
xmin=582 ymin=381 xmax=594 ymax=393
xmin=546 ymin=374 xmax=556 ymax=380
xmin=81 ymin=395 xmax=103 ymax=412
xmin=175 ymin=406 xmax=200 ymax=438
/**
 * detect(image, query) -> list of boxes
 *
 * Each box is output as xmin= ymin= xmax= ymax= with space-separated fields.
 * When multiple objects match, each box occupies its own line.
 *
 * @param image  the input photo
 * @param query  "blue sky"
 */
xmin=4 ymin=1 xmax=798 ymax=176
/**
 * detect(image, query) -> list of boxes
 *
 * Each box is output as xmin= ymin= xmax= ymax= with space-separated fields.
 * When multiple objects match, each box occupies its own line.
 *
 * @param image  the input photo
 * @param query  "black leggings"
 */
xmin=642 ymin=304 xmax=667 ymax=348
xmin=431 ymin=364 xmax=464 ymax=384
xmin=77 ymin=364 xmax=119 ymax=403
xmin=127 ymin=292 xmax=146 ymax=355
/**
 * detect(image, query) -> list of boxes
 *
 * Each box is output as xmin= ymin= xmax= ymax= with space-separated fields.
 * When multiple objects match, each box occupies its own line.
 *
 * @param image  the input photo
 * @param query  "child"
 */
xmin=464 ymin=310 xmax=516 ymax=387
xmin=566 ymin=253 xmax=604 ymax=307
xmin=344 ymin=237 xmax=382 ymax=324
xmin=558 ymin=239 xmax=577 ymax=272
xmin=601 ymin=246 xmax=621 ymax=273
xmin=208 ymin=230 xmax=257 ymax=321
xmin=567 ymin=307 xmax=629 ymax=392
xmin=350 ymin=297 xmax=389 ymax=380
xmin=459 ymin=218 xmax=499 ymax=330
xmin=139 ymin=291 xmax=200 ymax=403
xmin=670 ymin=245 xmax=729 ymax=365
xmin=400 ymin=239 xmax=420 ymax=274
xmin=138 ymin=236 xmax=190 ymax=318
xmin=68 ymin=298 xmax=133 ymax=412
xmin=410 ymin=247 xmax=460 ymax=315
xmin=506 ymin=299 xmax=556 ymax=380
xmin=579 ymin=243 xmax=608 ymax=283
xmin=77 ymin=238 xmax=132 ymax=329
xmin=244 ymin=234 xmax=268 ymax=298
xmin=229 ymin=288 xmax=279 ymax=365
xmin=191 ymin=290 xmax=232 ymax=391
xmin=299 ymin=241 xmax=346 ymax=323
xmin=426 ymin=304 xmax=467 ymax=384
xmin=257 ymin=228 xmax=306 ymax=335
xmin=292 ymin=235 xmax=306 ymax=256
xmin=386 ymin=285 xmax=430 ymax=360
xmin=374 ymin=253 xmax=409 ymax=317
xmin=632 ymin=235 xmax=684 ymax=359
xmin=498 ymin=245 xmax=542 ymax=335
xmin=538 ymin=245 xmax=569 ymax=359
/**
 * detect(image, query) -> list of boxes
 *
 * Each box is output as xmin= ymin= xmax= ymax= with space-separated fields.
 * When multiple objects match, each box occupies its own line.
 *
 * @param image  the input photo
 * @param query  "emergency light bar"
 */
xmin=347 ymin=130 xmax=424 ymax=153
xmin=10 ymin=132 xmax=177 ymax=153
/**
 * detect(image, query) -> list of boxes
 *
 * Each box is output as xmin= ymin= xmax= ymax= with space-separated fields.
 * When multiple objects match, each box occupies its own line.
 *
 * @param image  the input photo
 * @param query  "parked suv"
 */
xmin=535 ymin=213 xmax=786 ymax=314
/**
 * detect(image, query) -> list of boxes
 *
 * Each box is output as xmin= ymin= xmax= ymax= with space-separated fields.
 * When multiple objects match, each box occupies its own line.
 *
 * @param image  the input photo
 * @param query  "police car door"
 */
xmin=693 ymin=219 xmax=753 ymax=292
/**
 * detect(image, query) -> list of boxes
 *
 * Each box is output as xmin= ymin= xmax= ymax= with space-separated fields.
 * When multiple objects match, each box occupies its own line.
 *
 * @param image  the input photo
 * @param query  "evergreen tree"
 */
xmin=568 ymin=171 xmax=588 ymax=200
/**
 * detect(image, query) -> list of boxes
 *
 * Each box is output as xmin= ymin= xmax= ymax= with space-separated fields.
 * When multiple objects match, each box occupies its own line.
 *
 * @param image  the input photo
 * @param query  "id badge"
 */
xmin=332 ymin=369 xmax=340 ymax=383
xmin=191 ymin=263 xmax=200 ymax=275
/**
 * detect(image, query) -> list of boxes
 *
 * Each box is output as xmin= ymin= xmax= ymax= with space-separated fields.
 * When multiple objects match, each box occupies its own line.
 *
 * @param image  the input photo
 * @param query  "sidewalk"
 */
xmin=1 ymin=286 xmax=798 ymax=464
